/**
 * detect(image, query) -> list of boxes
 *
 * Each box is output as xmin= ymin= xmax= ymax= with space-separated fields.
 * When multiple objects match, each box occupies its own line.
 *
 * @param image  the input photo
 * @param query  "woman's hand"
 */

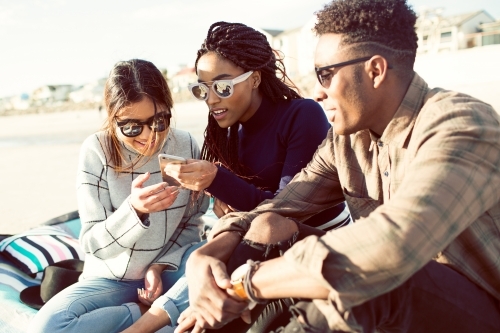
xmin=213 ymin=198 xmax=236 ymax=218
xmin=175 ymin=307 xmax=197 ymax=332
xmin=130 ymin=172 xmax=179 ymax=217
xmin=164 ymin=159 xmax=217 ymax=192
xmin=139 ymin=264 xmax=166 ymax=306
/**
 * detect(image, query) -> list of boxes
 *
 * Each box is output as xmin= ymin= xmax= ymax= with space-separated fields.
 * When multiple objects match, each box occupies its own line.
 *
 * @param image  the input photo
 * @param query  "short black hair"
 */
xmin=314 ymin=0 xmax=418 ymax=70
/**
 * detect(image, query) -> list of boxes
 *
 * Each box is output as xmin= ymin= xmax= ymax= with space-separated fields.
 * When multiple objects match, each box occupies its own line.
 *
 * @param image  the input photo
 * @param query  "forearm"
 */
xmin=251 ymin=256 xmax=330 ymax=300
xmin=120 ymin=306 xmax=170 ymax=333
xmin=207 ymin=166 xmax=274 ymax=211
xmin=196 ymin=231 xmax=242 ymax=262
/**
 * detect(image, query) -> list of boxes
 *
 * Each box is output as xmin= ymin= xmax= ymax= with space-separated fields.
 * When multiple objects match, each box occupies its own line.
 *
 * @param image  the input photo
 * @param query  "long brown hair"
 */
xmin=195 ymin=22 xmax=302 ymax=176
xmin=102 ymin=59 xmax=173 ymax=172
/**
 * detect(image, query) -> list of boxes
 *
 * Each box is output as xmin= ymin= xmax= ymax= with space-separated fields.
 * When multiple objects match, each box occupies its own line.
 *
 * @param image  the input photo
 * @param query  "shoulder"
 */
xmin=167 ymin=128 xmax=200 ymax=157
xmin=418 ymin=88 xmax=499 ymax=129
xmin=78 ymin=132 xmax=110 ymax=169
xmin=169 ymin=128 xmax=197 ymax=146
xmin=277 ymin=98 xmax=329 ymax=130
xmin=282 ymin=98 xmax=324 ymax=114
xmin=80 ymin=131 xmax=108 ymax=155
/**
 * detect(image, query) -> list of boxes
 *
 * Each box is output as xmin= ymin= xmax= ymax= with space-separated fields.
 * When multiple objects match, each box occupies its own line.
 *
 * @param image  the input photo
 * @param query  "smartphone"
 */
xmin=158 ymin=154 xmax=187 ymax=187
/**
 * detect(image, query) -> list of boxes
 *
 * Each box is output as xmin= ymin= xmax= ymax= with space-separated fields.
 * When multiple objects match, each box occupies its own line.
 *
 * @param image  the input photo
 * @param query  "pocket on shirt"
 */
xmin=342 ymin=188 xmax=381 ymax=222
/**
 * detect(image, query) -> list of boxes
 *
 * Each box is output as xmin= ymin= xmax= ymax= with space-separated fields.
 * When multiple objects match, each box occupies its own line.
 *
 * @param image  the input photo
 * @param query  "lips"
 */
xmin=324 ymin=110 xmax=335 ymax=122
xmin=210 ymin=108 xmax=228 ymax=120
xmin=135 ymin=140 xmax=156 ymax=148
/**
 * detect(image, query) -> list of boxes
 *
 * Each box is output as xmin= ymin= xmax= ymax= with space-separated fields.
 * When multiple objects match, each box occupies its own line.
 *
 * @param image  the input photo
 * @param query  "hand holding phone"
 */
xmin=130 ymin=172 xmax=179 ymax=217
xmin=159 ymin=154 xmax=187 ymax=187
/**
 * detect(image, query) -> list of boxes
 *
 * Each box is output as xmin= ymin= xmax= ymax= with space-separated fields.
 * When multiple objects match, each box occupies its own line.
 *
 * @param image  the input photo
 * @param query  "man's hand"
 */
xmin=175 ymin=293 xmax=252 ymax=333
xmin=177 ymin=250 xmax=249 ymax=331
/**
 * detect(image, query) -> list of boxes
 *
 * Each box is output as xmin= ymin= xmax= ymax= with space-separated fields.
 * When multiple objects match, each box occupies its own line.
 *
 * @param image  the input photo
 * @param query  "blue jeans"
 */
xmin=29 ymin=241 xmax=204 ymax=333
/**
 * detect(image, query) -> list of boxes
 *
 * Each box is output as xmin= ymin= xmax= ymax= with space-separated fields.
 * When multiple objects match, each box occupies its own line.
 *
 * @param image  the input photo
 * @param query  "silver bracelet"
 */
xmin=243 ymin=259 xmax=267 ymax=304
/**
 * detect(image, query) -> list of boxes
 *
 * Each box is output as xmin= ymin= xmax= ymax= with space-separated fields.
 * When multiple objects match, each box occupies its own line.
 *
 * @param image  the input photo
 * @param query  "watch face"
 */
xmin=230 ymin=263 xmax=249 ymax=284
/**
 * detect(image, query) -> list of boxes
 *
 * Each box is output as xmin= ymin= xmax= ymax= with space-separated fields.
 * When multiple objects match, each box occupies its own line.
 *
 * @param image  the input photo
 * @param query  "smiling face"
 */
xmin=313 ymin=33 xmax=377 ymax=136
xmin=115 ymin=97 xmax=168 ymax=156
xmin=195 ymin=52 xmax=261 ymax=128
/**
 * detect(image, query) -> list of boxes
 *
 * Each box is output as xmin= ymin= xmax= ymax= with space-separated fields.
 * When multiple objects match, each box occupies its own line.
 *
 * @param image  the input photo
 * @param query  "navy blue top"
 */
xmin=206 ymin=97 xmax=341 ymax=222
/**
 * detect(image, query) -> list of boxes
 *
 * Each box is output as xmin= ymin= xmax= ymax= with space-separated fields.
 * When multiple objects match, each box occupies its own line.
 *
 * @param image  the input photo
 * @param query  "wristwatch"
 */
xmin=230 ymin=263 xmax=250 ymax=300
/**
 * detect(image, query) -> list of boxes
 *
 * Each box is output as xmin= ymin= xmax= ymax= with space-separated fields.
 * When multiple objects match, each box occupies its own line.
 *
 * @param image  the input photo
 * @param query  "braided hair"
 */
xmin=196 ymin=21 xmax=301 ymax=176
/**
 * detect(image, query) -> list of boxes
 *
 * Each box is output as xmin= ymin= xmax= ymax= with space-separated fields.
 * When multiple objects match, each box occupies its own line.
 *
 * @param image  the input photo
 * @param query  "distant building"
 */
xmin=416 ymin=9 xmax=499 ymax=53
xmin=170 ymin=66 xmax=196 ymax=94
xmin=269 ymin=18 xmax=318 ymax=79
xmin=0 ymin=93 xmax=30 ymax=112
xmin=31 ymin=84 xmax=73 ymax=106
xmin=261 ymin=28 xmax=284 ymax=44
xmin=69 ymin=78 xmax=106 ymax=104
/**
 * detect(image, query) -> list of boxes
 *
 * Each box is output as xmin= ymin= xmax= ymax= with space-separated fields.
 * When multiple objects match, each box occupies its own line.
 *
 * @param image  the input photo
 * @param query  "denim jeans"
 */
xmin=29 ymin=241 xmax=204 ymax=333
xmin=271 ymin=260 xmax=500 ymax=333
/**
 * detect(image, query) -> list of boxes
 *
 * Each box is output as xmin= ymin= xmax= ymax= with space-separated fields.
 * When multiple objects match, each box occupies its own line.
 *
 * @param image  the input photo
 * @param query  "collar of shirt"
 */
xmin=240 ymin=96 xmax=278 ymax=133
xmin=373 ymin=73 xmax=430 ymax=150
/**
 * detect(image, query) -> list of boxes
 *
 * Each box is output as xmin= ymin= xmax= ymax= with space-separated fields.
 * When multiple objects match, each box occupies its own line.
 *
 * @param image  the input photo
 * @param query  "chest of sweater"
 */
xmin=238 ymin=127 xmax=286 ymax=192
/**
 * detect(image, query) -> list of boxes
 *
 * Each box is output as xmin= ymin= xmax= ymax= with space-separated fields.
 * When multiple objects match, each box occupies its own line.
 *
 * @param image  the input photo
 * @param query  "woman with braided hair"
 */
xmin=165 ymin=21 xmax=349 ymax=227
xmin=121 ymin=21 xmax=350 ymax=333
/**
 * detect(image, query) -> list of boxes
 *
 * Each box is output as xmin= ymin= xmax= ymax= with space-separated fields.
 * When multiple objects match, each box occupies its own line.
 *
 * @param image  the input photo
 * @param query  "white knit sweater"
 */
xmin=76 ymin=128 xmax=208 ymax=280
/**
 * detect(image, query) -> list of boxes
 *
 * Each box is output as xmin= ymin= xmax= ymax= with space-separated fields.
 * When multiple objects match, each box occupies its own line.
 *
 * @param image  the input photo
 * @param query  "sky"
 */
xmin=1 ymin=0 xmax=499 ymax=98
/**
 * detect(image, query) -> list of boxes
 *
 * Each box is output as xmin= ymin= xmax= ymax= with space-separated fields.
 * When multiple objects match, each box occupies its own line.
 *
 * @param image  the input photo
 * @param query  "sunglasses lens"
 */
xmin=213 ymin=82 xmax=232 ymax=98
xmin=318 ymin=75 xmax=331 ymax=88
xmin=152 ymin=115 xmax=167 ymax=132
xmin=191 ymin=84 xmax=209 ymax=100
xmin=122 ymin=124 xmax=143 ymax=137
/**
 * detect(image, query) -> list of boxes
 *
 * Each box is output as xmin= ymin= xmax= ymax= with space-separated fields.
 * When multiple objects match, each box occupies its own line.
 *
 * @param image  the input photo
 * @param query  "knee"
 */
xmin=245 ymin=213 xmax=298 ymax=244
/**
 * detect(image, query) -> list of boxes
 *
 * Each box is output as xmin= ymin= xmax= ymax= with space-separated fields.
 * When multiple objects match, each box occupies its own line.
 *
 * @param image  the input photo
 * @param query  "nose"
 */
xmin=313 ymin=80 xmax=327 ymax=102
xmin=138 ymin=124 xmax=153 ymax=140
xmin=206 ymin=85 xmax=221 ymax=106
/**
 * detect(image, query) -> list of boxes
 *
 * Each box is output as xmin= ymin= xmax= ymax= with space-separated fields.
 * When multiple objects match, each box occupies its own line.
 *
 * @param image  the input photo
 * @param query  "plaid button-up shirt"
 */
xmin=210 ymin=73 xmax=500 ymax=331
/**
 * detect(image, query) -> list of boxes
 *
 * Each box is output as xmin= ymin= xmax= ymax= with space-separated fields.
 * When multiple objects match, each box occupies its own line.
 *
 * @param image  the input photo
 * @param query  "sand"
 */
xmin=0 ymin=102 xmax=208 ymax=234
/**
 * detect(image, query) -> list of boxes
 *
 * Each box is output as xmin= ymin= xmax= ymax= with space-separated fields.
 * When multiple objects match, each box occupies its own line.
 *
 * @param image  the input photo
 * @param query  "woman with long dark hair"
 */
xmin=166 ymin=21 xmax=349 ymax=229
xmin=29 ymin=59 xmax=208 ymax=333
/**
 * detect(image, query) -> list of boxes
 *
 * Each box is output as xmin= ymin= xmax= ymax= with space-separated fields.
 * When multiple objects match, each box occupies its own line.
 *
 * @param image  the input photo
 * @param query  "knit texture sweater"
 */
xmin=77 ymin=128 xmax=209 ymax=281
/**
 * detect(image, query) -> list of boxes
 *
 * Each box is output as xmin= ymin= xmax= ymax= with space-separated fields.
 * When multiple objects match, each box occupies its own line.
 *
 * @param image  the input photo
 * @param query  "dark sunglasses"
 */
xmin=315 ymin=56 xmax=374 ymax=88
xmin=115 ymin=111 xmax=170 ymax=137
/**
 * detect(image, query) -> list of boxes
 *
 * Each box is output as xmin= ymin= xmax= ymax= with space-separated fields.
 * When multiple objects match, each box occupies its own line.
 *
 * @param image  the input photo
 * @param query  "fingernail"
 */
xmin=137 ymin=288 xmax=140 ymax=295
xmin=148 ymin=291 xmax=153 ymax=298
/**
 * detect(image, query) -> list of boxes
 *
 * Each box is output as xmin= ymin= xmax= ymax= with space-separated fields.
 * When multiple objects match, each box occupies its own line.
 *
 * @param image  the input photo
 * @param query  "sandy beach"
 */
xmin=0 ymin=102 xmax=208 ymax=234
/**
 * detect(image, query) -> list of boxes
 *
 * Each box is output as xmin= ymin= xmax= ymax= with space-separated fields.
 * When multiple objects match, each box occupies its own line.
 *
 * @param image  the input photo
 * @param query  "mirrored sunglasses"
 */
xmin=115 ymin=111 xmax=170 ymax=137
xmin=188 ymin=71 xmax=254 ymax=101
